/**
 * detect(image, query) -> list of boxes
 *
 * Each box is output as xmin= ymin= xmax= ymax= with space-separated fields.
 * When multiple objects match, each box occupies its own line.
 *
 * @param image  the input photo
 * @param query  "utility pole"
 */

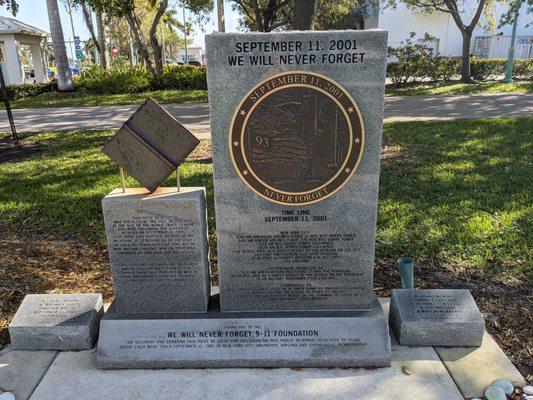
xmin=183 ymin=6 xmax=188 ymax=64
xmin=128 ymin=28 xmax=136 ymax=66
xmin=66 ymin=0 xmax=80 ymax=71
xmin=503 ymin=7 xmax=520 ymax=83
xmin=0 ymin=63 xmax=19 ymax=147
xmin=217 ymin=0 xmax=225 ymax=32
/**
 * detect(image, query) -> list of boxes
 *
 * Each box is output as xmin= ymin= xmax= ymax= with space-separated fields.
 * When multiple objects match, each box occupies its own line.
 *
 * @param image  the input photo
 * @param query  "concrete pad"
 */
xmin=436 ymin=331 xmax=527 ymax=399
xmin=30 ymin=344 xmax=463 ymax=400
xmin=31 ymin=300 xmax=461 ymax=400
xmin=0 ymin=346 xmax=57 ymax=400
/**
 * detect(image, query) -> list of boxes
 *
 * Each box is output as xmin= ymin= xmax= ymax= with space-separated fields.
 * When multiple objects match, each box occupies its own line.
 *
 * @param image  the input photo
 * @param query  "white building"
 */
xmin=378 ymin=2 xmax=532 ymax=58
xmin=176 ymin=46 xmax=205 ymax=65
xmin=0 ymin=16 xmax=49 ymax=85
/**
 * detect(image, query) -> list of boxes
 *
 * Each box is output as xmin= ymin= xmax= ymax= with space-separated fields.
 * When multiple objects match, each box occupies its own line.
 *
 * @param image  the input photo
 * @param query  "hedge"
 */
xmin=387 ymin=57 xmax=532 ymax=84
xmin=2 ymin=58 xmax=530 ymax=101
xmin=0 ymin=80 xmax=57 ymax=101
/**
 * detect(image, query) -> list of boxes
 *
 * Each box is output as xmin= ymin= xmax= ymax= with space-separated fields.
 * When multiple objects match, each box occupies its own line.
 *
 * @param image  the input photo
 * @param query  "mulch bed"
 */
xmin=0 ymin=231 xmax=530 ymax=380
xmin=0 ymin=139 xmax=42 ymax=163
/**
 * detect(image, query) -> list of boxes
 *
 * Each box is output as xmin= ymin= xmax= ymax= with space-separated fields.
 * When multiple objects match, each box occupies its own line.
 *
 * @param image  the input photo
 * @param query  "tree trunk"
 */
xmin=292 ymin=0 xmax=316 ymax=30
xmin=96 ymin=11 xmax=107 ymax=69
xmin=149 ymin=0 xmax=168 ymax=77
xmin=125 ymin=12 xmax=156 ymax=75
xmin=81 ymin=3 xmax=100 ymax=56
xmin=460 ymin=31 xmax=472 ymax=83
xmin=46 ymin=0 xmax=73 ymax=91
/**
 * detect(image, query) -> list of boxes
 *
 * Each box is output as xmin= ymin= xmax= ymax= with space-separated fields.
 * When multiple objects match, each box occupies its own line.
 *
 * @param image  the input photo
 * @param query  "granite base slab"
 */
xmin=389 ymin=289 xmax=484 ymax=347
xmin=9 ymin=293 xmax=104 ymax=350
xmin=97 ymin=295 xmax=391 ymax=369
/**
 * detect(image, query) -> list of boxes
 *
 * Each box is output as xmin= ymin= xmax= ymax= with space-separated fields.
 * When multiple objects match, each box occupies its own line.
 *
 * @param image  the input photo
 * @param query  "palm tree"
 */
xmin=46 ymin=0 xmax=73 ymax=91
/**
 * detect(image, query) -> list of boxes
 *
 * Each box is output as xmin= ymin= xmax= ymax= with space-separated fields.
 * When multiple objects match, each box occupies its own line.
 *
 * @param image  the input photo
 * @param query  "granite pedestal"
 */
xmin=389 ymin=289 xmax=484 ymax=347
xmin=9 ymin=293 xmax=103 ymax=350
xmin=102 ymin=187 xmax=210 ymax=313
xmin=97 ymin=294 xmax=391 ymax=369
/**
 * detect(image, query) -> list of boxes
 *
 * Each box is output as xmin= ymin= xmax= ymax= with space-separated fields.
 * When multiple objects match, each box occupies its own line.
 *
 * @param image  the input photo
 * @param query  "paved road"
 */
xmin=1 ymin=93 xmax=531 ymax=139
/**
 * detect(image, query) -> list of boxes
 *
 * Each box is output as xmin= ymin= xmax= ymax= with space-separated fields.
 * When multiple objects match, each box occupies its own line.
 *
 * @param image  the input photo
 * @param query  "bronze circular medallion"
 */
xmin=230 ymin=71 xmax=364 ymax=206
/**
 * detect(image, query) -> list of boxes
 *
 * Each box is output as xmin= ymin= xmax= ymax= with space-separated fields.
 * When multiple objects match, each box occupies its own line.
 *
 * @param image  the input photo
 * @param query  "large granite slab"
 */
xmin=389 ymin=289 xmax=484 ymax=347
xmin=0 ymin=346 xmax=57 ymax=400
xmin=97 ymin=294 xmax=391 ymax=369
xmin=102 ymin=187 xmax=210 ymax=313
xmin=436 ymin=331 xmax=527 ymax=398
xmin=8 ymin=293 xmax=103 ymax=350
xmin=206 ymin=30 xmax=388 ymax=312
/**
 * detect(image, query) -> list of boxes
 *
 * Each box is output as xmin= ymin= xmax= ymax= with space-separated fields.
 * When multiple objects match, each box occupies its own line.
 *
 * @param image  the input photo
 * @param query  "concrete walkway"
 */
xmin=1 ymin=93 xmax=531 ymax=139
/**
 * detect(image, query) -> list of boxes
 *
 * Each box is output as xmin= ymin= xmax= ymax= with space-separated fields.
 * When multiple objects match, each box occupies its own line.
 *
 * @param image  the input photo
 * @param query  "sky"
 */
xmin=0 ymin=0 xmax=242 ymax=58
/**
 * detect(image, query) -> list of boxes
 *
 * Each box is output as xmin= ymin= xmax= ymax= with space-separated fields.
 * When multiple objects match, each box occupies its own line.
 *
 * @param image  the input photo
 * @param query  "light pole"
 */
xmin=503 ymin=7 xmax=520 ymax=83
xmin=183 ymin=6 xmax=188 ymax=64
xmin=217 ymin=0 xmax=225 ymax=32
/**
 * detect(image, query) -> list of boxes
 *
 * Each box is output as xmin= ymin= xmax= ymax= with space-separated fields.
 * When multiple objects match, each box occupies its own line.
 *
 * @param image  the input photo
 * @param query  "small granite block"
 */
xmin=389 ymin=289 xmax=484 ymax=347
xmin=102 ymin=187 xmax=210 ymax=313
xmin=9 ymin=293 xmax=104 ymax=350
xmin=97 ymin=294 xmax=391 ymax=369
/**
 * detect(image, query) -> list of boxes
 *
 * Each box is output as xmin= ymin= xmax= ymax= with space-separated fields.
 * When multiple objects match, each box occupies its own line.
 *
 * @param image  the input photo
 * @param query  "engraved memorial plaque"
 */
xmin=206 ymin=30 xmax=389 ymax=312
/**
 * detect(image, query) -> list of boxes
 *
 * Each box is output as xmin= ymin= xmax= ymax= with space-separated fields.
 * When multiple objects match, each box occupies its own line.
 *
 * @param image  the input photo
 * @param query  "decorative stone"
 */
xmin=0 ymin=392 xmax=15 ymax=400
xmin=524 ymin=386 xmax=533 ymax=396
xmin=205 ymin=30 xmax=389 ymax=313
xmin=484 ymin=385 xmax=507 ymax=400
xmin=101 ymin=187 xmax=210 ymax=313
xmin=9 ymin=293 xmax=103 ymax=350
xmin=491 ymin=379 xmax=514 ymax=396
xmin=389 ymin=289 xmax=484 ymax=347
xmin=97 ymin=294 xmax=391 ymax=369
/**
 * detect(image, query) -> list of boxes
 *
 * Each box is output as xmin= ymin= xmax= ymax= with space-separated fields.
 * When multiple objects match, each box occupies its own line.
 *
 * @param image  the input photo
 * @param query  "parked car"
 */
xmin=188 ymin=60 xmax=202 ymax=67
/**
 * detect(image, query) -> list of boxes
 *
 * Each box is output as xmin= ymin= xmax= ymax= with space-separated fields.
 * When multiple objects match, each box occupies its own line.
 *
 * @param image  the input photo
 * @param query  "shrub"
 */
xmin=428 ymin=56 xmax=460 ymax=81
xmin=512 ymin=58 xmax=533 ymax=79
xmin=387 ymin=32 xmax=436 ymax=85
xmin=157 ymin=65 xmax=207 ymax=90
xmin=470 ymin=58 xmax=506 ymax=81
xmin=75 ymin=65 xmax=152 ymax=94
xmin=0 ymin=80 xmax=58 ymax=101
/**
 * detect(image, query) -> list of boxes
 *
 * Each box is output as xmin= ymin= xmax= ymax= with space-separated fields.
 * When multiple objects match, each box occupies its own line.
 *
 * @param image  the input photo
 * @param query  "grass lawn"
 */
xmin=1 ymin=117 xmax=530 ymax=282
xmin=3 ymin=89 xmax=208 ymax=109
xmin=386 ymin=80 xmax=532 ymax=96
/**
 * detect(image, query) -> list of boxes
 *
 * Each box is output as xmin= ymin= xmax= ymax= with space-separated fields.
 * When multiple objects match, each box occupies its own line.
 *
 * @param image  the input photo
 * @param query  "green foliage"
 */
xmin=387 ymin=36 xmax=532 ymax=84
xmin=0 ymin=81 xmax=58 ymax=101
xmin=0 ymin=0 xmax=18 ymax=15
xmin=427 ymin=56 xmax=461 ymax=81
xmin=156 ymin=65 xmax=207 ymax=90
xmin=1 ymin=118 xmax=530 ymax=282
xmin=75 ymin=64 xmax=153 ymax=94
xmin=471 ymin=58 xmax=533 ymax=81
xmin=386 ymin=33 xmax=436 ymax=85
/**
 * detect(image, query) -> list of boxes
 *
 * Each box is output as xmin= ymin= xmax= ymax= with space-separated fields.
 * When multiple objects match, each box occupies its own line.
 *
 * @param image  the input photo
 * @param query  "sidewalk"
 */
xmin=1 ymin=93 xmax=531 ymax=139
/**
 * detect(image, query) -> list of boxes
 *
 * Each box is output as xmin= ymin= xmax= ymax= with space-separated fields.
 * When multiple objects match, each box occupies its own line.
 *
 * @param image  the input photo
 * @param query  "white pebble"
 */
xmin=522 ymin=394 xmax=533 ymax=400
xmin=0 ymin=392 xmax=15 ymax=400
xmin=524 ymin=386 xmax=533 ymax=395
